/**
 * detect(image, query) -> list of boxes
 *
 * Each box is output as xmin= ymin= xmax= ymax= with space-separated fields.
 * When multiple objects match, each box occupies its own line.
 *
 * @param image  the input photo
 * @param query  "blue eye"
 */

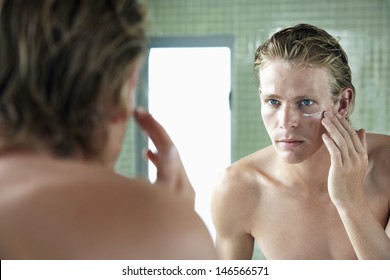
xmin=267 ymin=99 xmax=280 ymax=106
xmin=300 ymin=99 xmax=314 ymax=106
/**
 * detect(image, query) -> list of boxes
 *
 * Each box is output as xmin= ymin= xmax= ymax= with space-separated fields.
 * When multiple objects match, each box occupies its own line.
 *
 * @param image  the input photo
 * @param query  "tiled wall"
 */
xmin=144 ymin=0 xmax=389 ymax=160
xmin=115 ymin=0 xmax=390 ymax=259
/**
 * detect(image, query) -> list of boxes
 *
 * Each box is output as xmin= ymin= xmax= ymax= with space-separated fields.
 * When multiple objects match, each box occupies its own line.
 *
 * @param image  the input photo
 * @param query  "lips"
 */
xmin=277 ymin=139 xmax=304 ymax=148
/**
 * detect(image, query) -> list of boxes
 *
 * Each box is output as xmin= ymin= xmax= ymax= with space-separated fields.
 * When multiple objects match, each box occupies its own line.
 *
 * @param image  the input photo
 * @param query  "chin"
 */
xmin=273 ymin=137 xmax=324 ymax=164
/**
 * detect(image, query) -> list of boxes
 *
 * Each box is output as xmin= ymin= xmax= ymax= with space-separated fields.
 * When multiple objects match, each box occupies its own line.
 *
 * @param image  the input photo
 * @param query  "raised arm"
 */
xmin=134 ymin=108 xmax=195 ymax=203
xmin=322 ymin=111 xmax=390 ymax=259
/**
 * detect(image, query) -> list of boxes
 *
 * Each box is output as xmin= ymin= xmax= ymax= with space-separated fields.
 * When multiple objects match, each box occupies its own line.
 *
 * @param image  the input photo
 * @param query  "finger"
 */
xmin=145 ymin=149 xmax=174 ymax=173
xmin=356 ymin=128 xmax=368 ymax=153
xmin=332 ymin=114 xmax=360 ymax=159
xmin=322 ymin=112 xmax=349 ymax=162
xmin=322 ymin=133 xmax=342 ymax=166
xmin=134 ymin=108 xmax=173 ymax=151
xmin=145 ymin=148 xmax=177 ymax=184
xmin=145 ymin=149 xmax=158 ymax=166
xmin=335 ymin=113 xmax=366 ymax=154
xmin=325 ymin=112 xmax=355 ymax=155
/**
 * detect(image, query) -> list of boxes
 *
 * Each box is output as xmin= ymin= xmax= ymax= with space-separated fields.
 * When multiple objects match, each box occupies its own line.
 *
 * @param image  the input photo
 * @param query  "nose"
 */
xmin=279 ymin=105 xmax=300 ymax=129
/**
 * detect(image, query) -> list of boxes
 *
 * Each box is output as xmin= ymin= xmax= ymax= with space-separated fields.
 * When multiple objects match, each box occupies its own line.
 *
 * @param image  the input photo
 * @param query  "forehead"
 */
xmin=259 ymin=60 xmax=331 ymax=98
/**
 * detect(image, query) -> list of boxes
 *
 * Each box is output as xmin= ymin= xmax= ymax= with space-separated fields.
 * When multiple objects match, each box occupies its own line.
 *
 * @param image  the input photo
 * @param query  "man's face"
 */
xmin=259 ymin=59 xmax=335 ymax=164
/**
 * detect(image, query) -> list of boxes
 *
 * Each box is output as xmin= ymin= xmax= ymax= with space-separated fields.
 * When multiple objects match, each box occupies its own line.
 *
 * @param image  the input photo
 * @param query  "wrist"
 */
xmin=329 ymin=188 xmax=366 ymax=212
xmin=332 ymin=197 xmax=369 ymax=217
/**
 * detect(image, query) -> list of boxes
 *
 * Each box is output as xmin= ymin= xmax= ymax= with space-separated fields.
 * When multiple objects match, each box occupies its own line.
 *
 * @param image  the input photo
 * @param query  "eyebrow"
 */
xmin=261 ymin=93 xmax=317 ymax=101
xmin=260 ymin=93 xmax=281 ymax=99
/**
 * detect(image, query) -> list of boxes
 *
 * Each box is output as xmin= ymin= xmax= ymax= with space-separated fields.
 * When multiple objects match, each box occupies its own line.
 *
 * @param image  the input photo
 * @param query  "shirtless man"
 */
xmin=0 ymin=0 xmax=216 ymax=259
xmin=211 ymin=24 xmax=390 ymax=260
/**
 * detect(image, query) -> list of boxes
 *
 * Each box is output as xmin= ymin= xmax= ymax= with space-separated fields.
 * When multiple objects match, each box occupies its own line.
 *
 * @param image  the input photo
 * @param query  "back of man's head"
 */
xmin=0 ymin=0 xmax=147 ymax=160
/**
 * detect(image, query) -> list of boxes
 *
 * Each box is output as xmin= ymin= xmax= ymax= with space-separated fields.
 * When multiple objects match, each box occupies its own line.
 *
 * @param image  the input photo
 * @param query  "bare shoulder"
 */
xmin=366 ymin=132 xmax=389 ymax=151
xmin=211 ymin=145 xmax=275 ymax=229
xmin=365 ymin=133 xmax=390 ymax=191
xmin=366 ymin=133 xmax=389 ymax=170
xmin=130 ymin=180 xmax=217 ymax=260
xmin=213 ymin=146 xmax=273 ymax=201
xmin=0 ymin=157 xmax=216 ymax=259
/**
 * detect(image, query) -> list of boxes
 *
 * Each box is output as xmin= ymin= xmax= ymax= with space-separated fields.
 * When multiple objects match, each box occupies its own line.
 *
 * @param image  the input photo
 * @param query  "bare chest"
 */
xmin=251 ymin=194 xmax=357 ymax=259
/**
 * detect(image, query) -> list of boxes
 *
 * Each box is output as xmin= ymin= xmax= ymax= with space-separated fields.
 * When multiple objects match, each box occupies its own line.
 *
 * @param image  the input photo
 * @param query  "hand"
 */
xmin=321 ymin=111 xmax=369 ymax=208
xmin=133 ymin=108 xmax=195 ymax=204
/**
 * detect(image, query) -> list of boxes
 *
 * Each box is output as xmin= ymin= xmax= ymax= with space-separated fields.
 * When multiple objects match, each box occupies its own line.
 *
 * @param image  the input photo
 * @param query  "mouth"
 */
xmin=277 ymin=139 xmax=304 ymax=148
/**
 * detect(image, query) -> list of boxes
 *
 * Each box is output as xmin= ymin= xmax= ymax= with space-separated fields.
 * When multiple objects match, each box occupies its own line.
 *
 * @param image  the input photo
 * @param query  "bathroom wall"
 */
xmin=115 ymin=0 xmax=390 ymax=259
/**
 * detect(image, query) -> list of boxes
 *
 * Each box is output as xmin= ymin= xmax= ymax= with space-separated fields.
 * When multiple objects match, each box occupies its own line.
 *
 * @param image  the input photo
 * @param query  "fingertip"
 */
xmin=359 ymin=128 xmax=367 ymax=145
xmin=356 ymin=128 xmax=366 ymax=138
xmin=146 ymin=149 xmax=159 ymax=165
xmin=142 ymin=148 xmax=149 ymax=160
xmin=145 ymin=148 xmax=152 ymax=158
xmin=134 ymin=107 xmax=145 ymax=117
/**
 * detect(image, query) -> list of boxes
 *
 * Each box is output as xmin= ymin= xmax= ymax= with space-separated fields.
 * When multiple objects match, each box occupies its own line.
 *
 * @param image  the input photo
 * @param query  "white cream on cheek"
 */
xmin=302 ymin=111 xmax=323 ymax=119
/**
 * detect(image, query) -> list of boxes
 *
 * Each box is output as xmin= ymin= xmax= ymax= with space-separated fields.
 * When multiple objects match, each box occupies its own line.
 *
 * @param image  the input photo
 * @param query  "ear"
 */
xmin=125 ymin=60 xmax=141 ymax=115
xmin=128 ymin=59 xmax=141 ymax=89
xmin=336 ymin=88 xmax=354 ymax=117
xmin=109 ymin=108 xmax=127 ymax=123
xmin=110 ymin=61 xmax=142 ymax=123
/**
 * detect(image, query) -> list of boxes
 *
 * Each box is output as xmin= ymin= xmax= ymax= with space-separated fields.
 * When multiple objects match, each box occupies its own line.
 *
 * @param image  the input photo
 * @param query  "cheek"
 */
xmin=261 ymin=108 xmax=274 ymax=134
xmin=302 ymin=117 xmax=326 ymax=139
xmin=261 ymin=106 xmax=274 ymax=125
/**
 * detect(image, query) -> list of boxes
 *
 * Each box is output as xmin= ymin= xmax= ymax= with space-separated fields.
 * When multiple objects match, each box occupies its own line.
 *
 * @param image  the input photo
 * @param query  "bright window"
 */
xmin=148 ymin=47 xmax=231 ymax=239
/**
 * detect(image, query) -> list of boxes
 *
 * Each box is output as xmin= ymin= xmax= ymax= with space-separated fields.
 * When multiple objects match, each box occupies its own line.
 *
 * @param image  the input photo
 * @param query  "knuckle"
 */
xmin=341 ymin=130 xmax=350 ymax=139
xmin=347 ymin=127 xmax=356 ymax=135
xmin=362 ymin=155 xmax=369 ymax=166
xmin=332 ymin=150 xmax=342 ymax=162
